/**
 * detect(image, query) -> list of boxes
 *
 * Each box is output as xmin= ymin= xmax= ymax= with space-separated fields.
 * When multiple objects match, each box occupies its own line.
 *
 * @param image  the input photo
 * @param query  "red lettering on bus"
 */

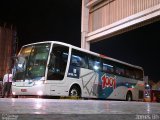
xmin=101 ymin=74 xmax=116 ymax=89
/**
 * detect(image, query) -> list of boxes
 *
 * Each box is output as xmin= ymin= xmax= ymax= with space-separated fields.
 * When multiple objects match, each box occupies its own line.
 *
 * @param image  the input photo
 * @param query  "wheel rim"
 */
xmin=70 ymin=88 xmax=78 ymax=96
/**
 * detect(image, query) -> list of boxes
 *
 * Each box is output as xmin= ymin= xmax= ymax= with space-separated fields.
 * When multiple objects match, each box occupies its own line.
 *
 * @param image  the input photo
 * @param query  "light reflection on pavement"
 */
xmin=0 ymin=98 xmax=159 ymax=114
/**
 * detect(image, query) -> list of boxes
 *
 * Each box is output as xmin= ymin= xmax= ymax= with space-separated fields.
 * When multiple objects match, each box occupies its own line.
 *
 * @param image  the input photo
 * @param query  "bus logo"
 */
xmin=101 ymin=74 xmax=116 ymax=89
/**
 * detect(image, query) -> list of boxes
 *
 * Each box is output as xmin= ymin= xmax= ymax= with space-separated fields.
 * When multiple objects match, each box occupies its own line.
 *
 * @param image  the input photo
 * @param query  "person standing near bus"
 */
xmin=2 ymin=69 xmax=13 ymax=98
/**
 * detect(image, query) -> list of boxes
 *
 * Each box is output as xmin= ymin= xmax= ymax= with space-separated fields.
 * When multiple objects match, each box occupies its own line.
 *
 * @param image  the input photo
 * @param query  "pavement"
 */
xmin=0 ymin=98 xmax=160 ymax=120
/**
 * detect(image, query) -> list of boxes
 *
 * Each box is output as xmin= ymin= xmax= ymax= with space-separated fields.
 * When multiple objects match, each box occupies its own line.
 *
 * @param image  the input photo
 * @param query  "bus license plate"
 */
xmin=21 ymin=89 xmax=27 ymax=92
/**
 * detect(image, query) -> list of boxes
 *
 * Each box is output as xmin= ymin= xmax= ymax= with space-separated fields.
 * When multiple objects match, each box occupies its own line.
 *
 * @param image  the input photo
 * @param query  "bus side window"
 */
xmin=71 ymin=55 xmax=81 ymax=67
xmin=80 ymin=57 xmax=87 ymax=68
xmin=71 ymin=49 xmax=88 ymax=69
xmin=47 ymin=44 xmax=69 ymax=80
xmin=88 ymin=56 xmax=101 ymax=71
xmin=115 ymin=67 xmax=125 ymax=76
xmin=125 ymin=68 xmax=135 ymax=79
xmin=102 ymin=59 xmax=114 ymax=74
xmin=135 ymin=69 xmax=143 ymax=80
xmin=88 ymin=58 xmax=94 ymax=70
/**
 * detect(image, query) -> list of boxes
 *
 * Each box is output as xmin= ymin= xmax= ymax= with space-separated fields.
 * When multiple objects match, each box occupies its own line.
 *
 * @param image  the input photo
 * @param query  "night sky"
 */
xmin=1 ymin=0 xmax=160 ymax=82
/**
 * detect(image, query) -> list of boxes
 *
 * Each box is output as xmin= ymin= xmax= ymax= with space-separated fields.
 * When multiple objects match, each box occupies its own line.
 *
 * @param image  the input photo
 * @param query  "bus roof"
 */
xmin=22 ymin=41 xmax=143 ymax=70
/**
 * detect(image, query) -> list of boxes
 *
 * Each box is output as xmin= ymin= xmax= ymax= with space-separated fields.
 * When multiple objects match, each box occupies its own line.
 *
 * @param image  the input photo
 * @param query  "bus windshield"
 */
xmin=13 ymin=43 xmax=51 ymax=80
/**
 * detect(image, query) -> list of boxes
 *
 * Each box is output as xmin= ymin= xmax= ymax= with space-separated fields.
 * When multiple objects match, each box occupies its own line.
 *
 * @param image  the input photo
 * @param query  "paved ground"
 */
xmin=0 ymin=98 xmax=160 ymax=120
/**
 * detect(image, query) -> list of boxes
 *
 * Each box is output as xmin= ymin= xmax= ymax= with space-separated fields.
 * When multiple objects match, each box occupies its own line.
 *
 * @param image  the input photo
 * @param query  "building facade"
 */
xmin=0 ymin=24 xmax=17 ymax=79
xmin=81 ymin=0 xmax=160 ymax=49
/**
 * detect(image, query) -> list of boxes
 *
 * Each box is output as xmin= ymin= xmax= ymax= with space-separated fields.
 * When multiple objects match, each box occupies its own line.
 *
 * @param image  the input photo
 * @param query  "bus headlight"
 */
xmin=37 ymin=91 xmax=43 ymax=96
xmin=12 ymin=92 xmax=16 ymax=95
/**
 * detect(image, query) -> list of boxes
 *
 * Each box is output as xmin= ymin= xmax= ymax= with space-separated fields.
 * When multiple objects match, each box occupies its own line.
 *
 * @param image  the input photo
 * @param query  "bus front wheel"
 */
xmin=69 ymin=86 xmax=81 ymax=98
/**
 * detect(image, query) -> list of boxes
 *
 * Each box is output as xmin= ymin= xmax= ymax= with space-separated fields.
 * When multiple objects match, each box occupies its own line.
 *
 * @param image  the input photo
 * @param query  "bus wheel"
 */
xmin=126 ymin=92 xmax=132 ymax=101
xmin=69 ymin=86 xmax=81 ymax=97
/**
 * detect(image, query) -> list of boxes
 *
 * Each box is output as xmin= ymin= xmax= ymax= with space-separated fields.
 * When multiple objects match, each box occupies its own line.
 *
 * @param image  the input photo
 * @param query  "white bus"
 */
xmin=12 ymin=41 xmax=145 ymax=101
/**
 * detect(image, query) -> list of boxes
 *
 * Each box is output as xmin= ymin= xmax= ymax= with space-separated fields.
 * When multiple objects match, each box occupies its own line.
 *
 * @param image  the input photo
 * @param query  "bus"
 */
xmin=12 ymin=41 xmax=145 ymax=101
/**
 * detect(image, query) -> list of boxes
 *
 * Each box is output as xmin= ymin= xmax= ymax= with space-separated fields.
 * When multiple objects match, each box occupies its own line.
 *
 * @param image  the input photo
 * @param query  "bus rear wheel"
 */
xmin=126 ymin=92 xmax=132 ymax=101
xmin=69 ymin=86 xmax=81 ymax=98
